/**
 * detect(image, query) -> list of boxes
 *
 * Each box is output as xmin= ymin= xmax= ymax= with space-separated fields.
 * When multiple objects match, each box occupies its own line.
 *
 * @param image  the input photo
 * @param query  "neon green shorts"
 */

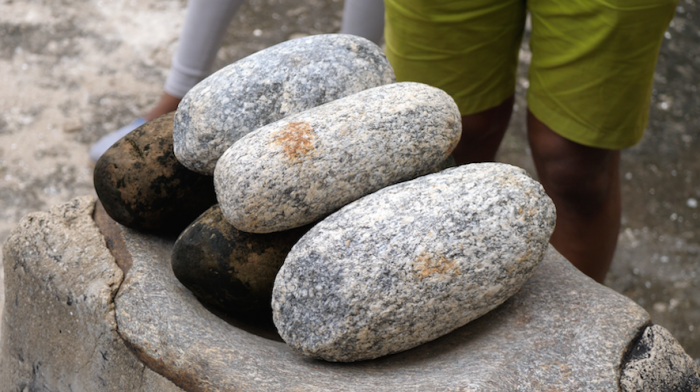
xmin=384 ymin=0 xmax=678 ymax=149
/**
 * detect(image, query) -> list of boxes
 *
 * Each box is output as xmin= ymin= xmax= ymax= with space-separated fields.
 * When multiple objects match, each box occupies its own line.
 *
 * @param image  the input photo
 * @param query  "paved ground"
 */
xmin=1 ymin=0 xmax=699 ymax=365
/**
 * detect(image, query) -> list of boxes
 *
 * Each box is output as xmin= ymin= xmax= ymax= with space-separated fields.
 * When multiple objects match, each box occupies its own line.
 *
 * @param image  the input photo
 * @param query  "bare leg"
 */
xmin=452 ymin=95 xmax=514 ymax=165
xmin=163 ymin=0 xmax=244 ymax=98
xmin=89 ymin=0 xmax=242 ymax=162
xmin=146 ymin=0 xmax=244 ymax=120
xmin=527 ymin=111 xmax=621 ymax=283
xmin=144 ymin=93 xmax=182 ymax=121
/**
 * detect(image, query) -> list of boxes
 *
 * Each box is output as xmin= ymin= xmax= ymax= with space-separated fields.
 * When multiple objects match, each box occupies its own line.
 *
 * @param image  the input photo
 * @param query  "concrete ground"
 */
xmin=1 ymin=0 xmax=698 ymax=365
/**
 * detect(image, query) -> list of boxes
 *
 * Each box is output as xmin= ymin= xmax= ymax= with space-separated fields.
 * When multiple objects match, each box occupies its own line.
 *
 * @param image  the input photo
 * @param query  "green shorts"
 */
xmin=384 ymin=0 xmax=678 ymax=149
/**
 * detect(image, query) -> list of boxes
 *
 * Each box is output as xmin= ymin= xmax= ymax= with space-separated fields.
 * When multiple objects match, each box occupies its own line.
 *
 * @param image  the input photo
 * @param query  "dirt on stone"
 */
xmin=1 ymin=0 xmax=699 ymax=366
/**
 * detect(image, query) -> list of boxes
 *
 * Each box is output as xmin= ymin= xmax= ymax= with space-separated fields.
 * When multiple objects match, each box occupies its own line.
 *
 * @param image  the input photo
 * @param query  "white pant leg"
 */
xmin=340 ymin=0 xmax=385 ymax=45
xmin=164 ymin=0 xmax=244 ymax=98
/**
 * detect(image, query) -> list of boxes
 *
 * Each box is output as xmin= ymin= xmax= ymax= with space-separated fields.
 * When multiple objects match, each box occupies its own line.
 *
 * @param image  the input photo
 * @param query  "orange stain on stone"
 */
xmin=272 ymin=121 xmax=317 ymax=162
xmin=413 ymin=253 xmax=461 ymax=279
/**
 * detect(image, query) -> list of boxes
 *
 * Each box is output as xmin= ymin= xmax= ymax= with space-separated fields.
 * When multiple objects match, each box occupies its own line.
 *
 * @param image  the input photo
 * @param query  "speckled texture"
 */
xmin=171 ymin=204 xmax=312 ymax=317
xmin=174 ymin=34 xmax=395 ymax=175
xmin=113 ymin=226 xmax=665 ymax=391
xmin=620 ymin=325 xmax=700 ymax=392
xmin=94 ymin=112 xmax=217 ymax=234
xmin=9 ymin=197 xmax=692 ymax=391
xmin=0 ymin=197 xmax=182 ymax=391
xmin=215 ymin=82 xmax=461 ymax=233
xmin=272 ymin=163 xmax=556 ymax=362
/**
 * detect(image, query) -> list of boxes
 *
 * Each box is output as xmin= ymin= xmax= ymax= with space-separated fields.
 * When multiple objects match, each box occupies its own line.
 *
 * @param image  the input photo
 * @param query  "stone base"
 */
xmin=0 ymin=197 xmax=182 ymax=391
xmin=1 ymin=197 xmax=698 ymax=391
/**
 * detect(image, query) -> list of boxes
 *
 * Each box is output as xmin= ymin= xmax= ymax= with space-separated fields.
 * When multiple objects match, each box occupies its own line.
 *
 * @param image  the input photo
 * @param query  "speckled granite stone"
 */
xmin=171 ymin=204 xmax=311 ymax=318
xmin=215 ymin=82 xmax=461 ymax=233
xmin=272 ymin=163 xmax=556 ymax=362
xmin=94 ymin=112 xmax=217 ymax=234
xmin=174 ymin=34 xmax=395 ymax=175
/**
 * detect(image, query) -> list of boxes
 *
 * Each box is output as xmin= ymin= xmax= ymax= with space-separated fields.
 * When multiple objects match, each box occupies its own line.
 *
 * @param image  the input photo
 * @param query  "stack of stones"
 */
xmin=93 ymin=34 xmax=557 ymax=362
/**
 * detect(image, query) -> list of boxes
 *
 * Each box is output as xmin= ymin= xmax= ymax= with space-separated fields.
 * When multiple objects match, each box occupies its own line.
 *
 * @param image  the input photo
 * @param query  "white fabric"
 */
xmin=164 ymin=0 xmax=244 ymax=98
xmin=164 ymin=0 xmax=385 ymax=98
xmin=340 ymin=0 xmax=385 ymax=46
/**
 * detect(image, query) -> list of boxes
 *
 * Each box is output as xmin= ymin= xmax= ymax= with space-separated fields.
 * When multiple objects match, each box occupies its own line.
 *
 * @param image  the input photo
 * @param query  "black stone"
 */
xmin=171 ymin=204 xmax=312 ymax=318
xmin=93 ymin=112 xmax=217 ymax=234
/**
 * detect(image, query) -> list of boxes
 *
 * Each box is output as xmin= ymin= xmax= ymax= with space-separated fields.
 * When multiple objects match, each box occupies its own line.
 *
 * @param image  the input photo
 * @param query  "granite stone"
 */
xmin=173 ymin=34 xmax=395 ymax=175
xmin=215 ymin=82 xmax=462 ymax=233
xmin=171 ymin=204 xmax=311 ymax=318
xmin=94 ymin=112 xmax=217 ymax=234
xmin=272 ymin=163 xmax=557 ymax=362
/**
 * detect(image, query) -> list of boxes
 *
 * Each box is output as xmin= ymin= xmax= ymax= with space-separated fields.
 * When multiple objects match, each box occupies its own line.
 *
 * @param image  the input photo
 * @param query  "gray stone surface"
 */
xmin=272 ymin=163 xmax=556 ymax=362
xmin=620 ymin=324 xmax=700 ymax=392
xmin=215 ymin=82 xmax=461 ymax=233
xmin=3 ymin=196 xmax=696 ymax=391
xmin=0 ymin=196 xmax=182 ymax=392
xmin=174 ymin=33 xmax=395 ymax=175
xmin=111 ymin=218 xmax=662 ymax=391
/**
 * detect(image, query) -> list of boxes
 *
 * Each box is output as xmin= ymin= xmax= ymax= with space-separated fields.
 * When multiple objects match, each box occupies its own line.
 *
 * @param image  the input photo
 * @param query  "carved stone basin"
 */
xmin=1 ymin=196 xmax=698 ymax=391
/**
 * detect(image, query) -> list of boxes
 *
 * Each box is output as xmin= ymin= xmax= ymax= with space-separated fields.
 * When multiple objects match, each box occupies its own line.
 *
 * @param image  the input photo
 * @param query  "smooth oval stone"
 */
xmin=94 ymin=113 xmax=217 ymax=234
xmin=174 ymin=34 xmax=395 ymax=175
xmin=215 ymin=82 xmax=462 ymax=234
xmin=172 ymin=204 xmax=312 ymax=317
xmin=272 ymin=163 xmax=557 ymax=362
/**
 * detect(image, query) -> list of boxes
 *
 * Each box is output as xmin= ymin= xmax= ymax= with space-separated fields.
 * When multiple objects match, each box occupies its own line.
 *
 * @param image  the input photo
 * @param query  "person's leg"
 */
xmin=158 ymin=0 xmax=244 ymax=115
xmin=453 ymin=95 xmax=514 ymax=165
xmin=144 ymin=92 xmax=183 ymax=121
xmin=524 ymin=0 xmax=677 ymax=280
xmin=527 ymin=111 xmax=621 ymax=283
xmin=148 ymin=0 xmax=246 ymax=120
xmin=340 ymin=0 xmax=385 ymax=45
xmin=90 ymin=0 xmax=243 ymax=162
xmin=384 ymin=0 xmax=525 ymax=164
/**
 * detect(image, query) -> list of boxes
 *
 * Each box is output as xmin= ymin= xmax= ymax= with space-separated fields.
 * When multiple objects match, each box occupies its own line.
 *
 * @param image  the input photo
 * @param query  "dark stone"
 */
xmin=620 ymin=324 xmax=700 ymax=392
xmin=93 ymin=112 xmax=217 ymax=234
xmin=171 ymin=204 xmax=311 ymax=318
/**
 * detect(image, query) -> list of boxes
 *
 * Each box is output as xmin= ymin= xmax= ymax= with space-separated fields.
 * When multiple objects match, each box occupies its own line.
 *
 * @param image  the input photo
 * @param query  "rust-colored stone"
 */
xmin=413 ymin=253 xmax=461 ymax=279
xmin=271 ymin=121 xmax=317 ymax=162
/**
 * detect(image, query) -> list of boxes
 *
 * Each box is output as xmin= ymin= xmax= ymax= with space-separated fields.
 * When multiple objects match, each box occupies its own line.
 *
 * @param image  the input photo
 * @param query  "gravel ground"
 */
xmin=1 ymin=0 xmax=699 ymax=366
